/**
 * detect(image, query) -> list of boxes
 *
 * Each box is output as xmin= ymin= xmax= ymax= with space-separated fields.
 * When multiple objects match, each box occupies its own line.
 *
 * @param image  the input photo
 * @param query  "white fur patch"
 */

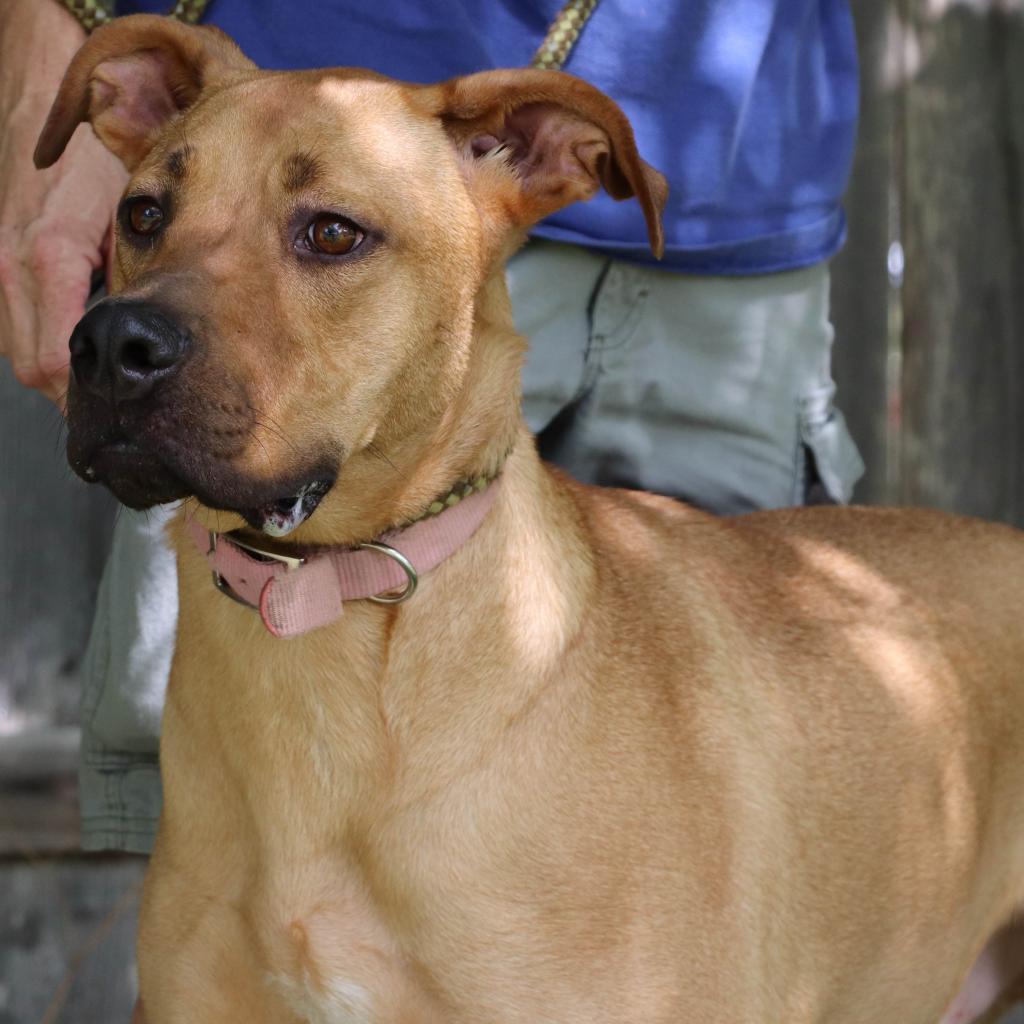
xmin=267 ymin=971 xmax=375 ymax=1024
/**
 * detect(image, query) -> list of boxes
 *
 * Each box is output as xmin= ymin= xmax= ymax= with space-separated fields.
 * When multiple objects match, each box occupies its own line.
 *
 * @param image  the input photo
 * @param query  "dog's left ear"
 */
xmin=34 ymin=14 xmax=254 ymax=171
xmin=422 ymin=69 xmax=668 ymax=259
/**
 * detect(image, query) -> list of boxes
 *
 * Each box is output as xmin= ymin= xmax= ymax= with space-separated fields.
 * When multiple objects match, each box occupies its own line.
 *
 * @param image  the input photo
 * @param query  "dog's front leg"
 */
xmin=137 ymin=861 xmax=303 ymax=1024
xmin=138 ymin=856 xmax=454 ymax=1024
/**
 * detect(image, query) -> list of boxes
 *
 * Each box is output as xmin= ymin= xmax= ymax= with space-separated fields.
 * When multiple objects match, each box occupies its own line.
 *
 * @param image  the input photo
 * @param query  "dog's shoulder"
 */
xmin=562 ymin=480 xmax=1024 ymax=641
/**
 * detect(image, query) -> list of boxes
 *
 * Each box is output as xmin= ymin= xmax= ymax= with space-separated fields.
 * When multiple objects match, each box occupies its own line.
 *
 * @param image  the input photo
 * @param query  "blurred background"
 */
xmin=2 ymin=2 xmax=1024 ymax=1021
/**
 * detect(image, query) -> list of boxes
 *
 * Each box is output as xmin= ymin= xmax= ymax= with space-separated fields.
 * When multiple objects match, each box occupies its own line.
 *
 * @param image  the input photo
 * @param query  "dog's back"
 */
xmin=572 ymin=481 xmax=1024 ymax=1021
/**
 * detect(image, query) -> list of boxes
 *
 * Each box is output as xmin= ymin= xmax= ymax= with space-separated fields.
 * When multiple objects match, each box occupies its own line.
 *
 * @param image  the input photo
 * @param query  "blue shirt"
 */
xmin=119 ymin=1 xmax=860 ymax=274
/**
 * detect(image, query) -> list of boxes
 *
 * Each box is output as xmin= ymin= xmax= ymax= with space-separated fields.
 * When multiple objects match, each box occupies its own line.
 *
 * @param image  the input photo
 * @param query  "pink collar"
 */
xmin=187 ymin=479 xmax=500 ymax=638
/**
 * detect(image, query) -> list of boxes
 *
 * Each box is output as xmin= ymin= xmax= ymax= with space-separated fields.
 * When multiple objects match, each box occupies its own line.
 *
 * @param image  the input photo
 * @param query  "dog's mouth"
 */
xmin=76 ymin=434 xmax=335 ymax=536
xmin=237 ymin=479 xmax=333 ymax=537
xmin=84 ymin=438 xmax=191 ymax=508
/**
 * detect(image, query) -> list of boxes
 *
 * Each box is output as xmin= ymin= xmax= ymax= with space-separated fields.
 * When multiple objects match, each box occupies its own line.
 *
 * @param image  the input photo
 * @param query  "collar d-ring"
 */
xmin=358 ymin=541 xmax=419 ymax=603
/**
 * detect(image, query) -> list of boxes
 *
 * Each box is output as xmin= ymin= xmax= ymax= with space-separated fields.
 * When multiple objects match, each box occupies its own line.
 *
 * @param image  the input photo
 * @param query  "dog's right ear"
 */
xmin=34 ymin=14 xmax=253 ymax=172
xmin=419 ymin=69 xmax=668 ymax=260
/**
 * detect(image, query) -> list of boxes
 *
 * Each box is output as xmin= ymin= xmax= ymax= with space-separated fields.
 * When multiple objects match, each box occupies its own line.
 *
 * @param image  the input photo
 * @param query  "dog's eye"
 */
xmin=127 ymin=198 xmax=165 ymax=236
xmin=306 ymin=215 xmax=362 ymax=256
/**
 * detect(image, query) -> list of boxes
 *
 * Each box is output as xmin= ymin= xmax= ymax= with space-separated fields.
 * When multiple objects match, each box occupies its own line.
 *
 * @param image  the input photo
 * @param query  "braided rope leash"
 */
xmin=58 ymin=0 xmax=210 ymax=33
xmin=57 ymin=0 xmax=112 ymax=32
xmin=61 ymin=1 xmax=594 ymax=66
xmin=167 ymin=0 xmax=210 ymax=24
xmin=530 ymin=0 xmax=599 ymax=71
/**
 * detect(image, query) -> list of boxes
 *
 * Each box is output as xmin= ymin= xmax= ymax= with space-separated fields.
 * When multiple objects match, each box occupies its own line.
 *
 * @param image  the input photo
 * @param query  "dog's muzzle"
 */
xmin=69 ymin=300 xmax=191 ymax=403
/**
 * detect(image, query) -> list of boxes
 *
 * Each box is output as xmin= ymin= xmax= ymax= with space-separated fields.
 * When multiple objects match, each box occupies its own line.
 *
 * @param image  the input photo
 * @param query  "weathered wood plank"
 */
xmin=900 ymin=4 xmax=1024 ymax=524
xmin=0 ymin=364 xmax=116 ymax=734
xmin=0 ymin=853 xmax=146 ymax=1024
xmin=0 ymin=726 xmax=78 ymax=780
xmin=0 ymin=782 xmax=79 ymax=857
xmin=0 ymin=728 xmax=81 ymax=855
xmin=831 ymin=0 xmax=897 ymax=506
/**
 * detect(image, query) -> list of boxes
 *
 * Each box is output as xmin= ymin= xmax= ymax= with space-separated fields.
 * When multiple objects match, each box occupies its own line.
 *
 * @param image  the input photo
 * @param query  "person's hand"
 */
xmin=0 ymin=0 xmax=127 ymax=408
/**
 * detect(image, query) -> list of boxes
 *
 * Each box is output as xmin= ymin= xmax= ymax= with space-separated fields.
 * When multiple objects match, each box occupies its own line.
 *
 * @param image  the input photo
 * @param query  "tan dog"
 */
xmin=36 ymin=16 xmax=1024 ymax=1024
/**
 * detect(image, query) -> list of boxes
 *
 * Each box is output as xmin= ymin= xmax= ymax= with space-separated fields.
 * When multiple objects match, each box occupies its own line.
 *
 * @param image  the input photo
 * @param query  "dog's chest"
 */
xmin=256 ymin=865 xmax=409 ymax=1024
xmin=268 ymin=972 xmax=375 ymax=1024
xmin=250 ymin=803 xmax=562 ymax=1024
xmin=250 ymin=816 xmax=494 ymax=1024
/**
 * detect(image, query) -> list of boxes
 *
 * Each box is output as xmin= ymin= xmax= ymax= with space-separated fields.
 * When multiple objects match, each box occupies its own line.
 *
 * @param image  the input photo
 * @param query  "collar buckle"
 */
xmin=222 ymin=532 xmax=306 ymax=572
xmin=208 ymin=531 xmax=305 ymax=608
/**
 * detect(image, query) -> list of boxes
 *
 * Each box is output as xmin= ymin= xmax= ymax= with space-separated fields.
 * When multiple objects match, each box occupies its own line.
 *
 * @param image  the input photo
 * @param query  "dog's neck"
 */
xmin=380 ymin=270 xmax=524 ymax=521
xmin=261 ymin=268 xmax=527 ymax=549
xmin=163 ymin=262 xmax=598 ymax=848
xmin=443 ymin=268 xmax=526 ymax=471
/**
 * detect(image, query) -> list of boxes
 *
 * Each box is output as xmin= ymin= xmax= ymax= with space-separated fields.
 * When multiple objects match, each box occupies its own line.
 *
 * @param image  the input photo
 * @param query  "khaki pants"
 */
xmin=79 ymin=242 xmax=863 ymax=853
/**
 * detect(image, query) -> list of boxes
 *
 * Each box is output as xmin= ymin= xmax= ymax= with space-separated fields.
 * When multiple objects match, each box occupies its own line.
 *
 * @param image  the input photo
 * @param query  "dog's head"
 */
xmin=36 ymin=16 xmax=666 ymax=540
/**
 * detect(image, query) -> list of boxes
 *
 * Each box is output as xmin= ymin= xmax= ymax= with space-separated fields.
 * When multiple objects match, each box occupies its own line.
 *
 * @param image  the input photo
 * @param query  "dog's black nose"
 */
xmin=69 ymin=301 xmax=190 ymax=401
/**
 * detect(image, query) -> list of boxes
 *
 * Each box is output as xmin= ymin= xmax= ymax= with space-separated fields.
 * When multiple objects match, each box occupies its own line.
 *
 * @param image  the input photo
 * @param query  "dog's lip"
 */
xmin=89 ymin=436 xmax=143 ymax=459
xmin=83 ymin=435 xmax=155 ymax=478
xmin=68 ymin=413 xmax=338 ymax=525
xmin=79 ymin=436 xmax=191 ymax=508
xmin=237 ymin=477 xmax=334 ymax=537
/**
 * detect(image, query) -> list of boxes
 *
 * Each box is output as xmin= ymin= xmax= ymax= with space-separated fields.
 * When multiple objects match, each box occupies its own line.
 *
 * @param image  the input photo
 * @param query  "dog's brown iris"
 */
xmin=127 ymin=198 xmax=165 ymax=236
xmin=307 ymin=215 xmax=361 ymax=255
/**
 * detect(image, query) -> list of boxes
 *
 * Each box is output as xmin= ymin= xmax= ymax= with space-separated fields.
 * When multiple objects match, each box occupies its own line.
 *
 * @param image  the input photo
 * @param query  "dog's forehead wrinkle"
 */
xmin=150 ymin=76 xmax=460 ymax=225
xmin=315 ymin=76 xmax=402 ymax=111
xmin=179 ymin=76 xmax=300 ymax=151
xmin=314 ymin=77 xmax=442 ymax=165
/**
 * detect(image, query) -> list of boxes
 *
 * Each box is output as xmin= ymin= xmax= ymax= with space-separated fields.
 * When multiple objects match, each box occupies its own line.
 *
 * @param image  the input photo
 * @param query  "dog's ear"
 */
xmin=34 ymin=14 xmax=254 ymax=171
xmin=423 ymin=69 xmax=668 ymax=259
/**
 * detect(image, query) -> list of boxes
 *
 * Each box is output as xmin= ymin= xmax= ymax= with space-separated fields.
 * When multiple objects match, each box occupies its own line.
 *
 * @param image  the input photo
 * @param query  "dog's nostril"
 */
xmin=68 ymin=301 xmax=189 ymax=400
xmin=120 ymin=339 xmax=159 ymax=375
xmin=70 ymin=332 xmax=97 ymax=364
xmin=69 ymin=331 xmax=99 ymax=383
xmin=116 ymin=335 xmax=181 ymax=378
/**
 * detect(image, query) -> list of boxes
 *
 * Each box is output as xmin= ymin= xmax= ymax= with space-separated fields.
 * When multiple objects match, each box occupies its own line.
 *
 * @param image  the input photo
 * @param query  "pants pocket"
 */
xmin=798 ymin=383 xmax=865 ymax=504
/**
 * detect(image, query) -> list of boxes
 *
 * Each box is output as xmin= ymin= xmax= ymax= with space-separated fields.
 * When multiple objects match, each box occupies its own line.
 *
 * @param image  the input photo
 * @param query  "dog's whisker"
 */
xmin=245 ymin=428 xmax=274 ymax=467
xmin=47 ymin=406 xmax=69 ymax=457
xmin=250 ymin=419 xmax=297 ymax=457
xmin=40 ymin=359 xmax=71 ymax=383
xmin=366 ymin=442 xmax=405 ymax=480
xmin=179 ymin=497 xmax=201 ymax=526
xmin=250 ymin=410 xmax=302 ymax=458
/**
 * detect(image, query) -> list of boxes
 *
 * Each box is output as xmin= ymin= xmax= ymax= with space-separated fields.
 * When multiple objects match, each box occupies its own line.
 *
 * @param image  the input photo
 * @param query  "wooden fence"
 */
xmin=834 ymin=0 xmax=1024 ymax=521
xmin=2 ymin=3 xmax=1024 ymax=1020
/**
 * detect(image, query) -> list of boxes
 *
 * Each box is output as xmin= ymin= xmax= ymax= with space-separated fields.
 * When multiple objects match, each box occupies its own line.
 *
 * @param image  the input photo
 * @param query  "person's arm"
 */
xmin=0 ymin=0 xmax=127 ymax=407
